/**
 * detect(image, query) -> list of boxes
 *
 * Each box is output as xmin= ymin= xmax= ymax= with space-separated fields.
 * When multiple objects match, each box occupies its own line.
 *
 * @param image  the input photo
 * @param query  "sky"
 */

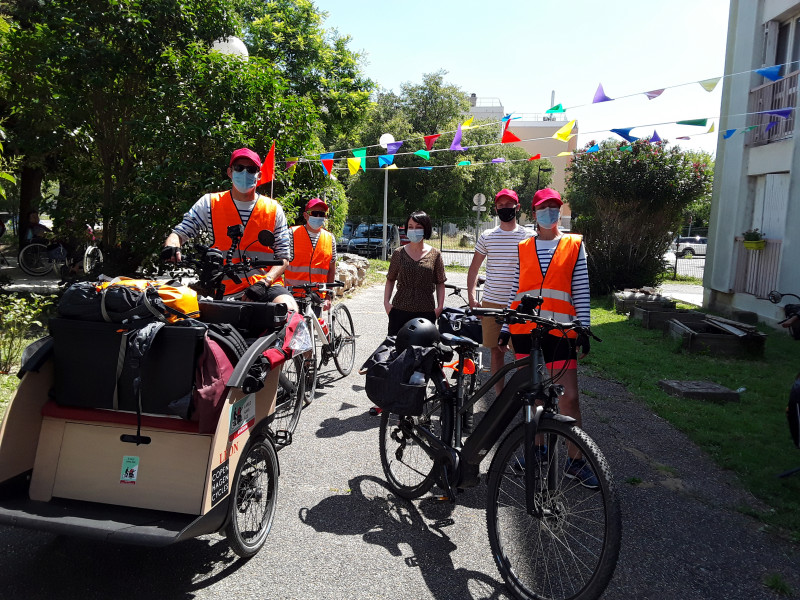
xmin=313 ymin=0 xmax=731 ymax=157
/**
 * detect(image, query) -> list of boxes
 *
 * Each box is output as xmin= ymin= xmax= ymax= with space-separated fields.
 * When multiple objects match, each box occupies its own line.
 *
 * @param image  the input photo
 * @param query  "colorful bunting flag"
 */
xmin=586 ymin=145 xmax=600 ymax=153
xmin=414 ymin=149 xmax=430 ymax=160
xmin=765 ymin=121 xmax=778 ymax=133
xmin=557 ymin=151 xmax=572 ymax=157
xmin=699 ymin=77 xmax=721 ymax=92
xmin=650 ymin=130 xmax=661 ymax=143
xmin=450 ymin=124 xmax=467 ymax=151
xmin=592 ymin=83 xmax=613 ymax=103
xmin=424 ymin=134 xmax=441 ymax=151
xmin=723 ymin=129 xmax=736 ymax=139
xmin=285 ymin=157 xmax=298 ymax=174
xmin=347 ymin=158 xmax=361 ymax=175
xmin=378 ymin=154 xmax=394 ymax=168
xmin=457 ymin=160 xmax=471 ymax=166
xmin=765 ymin=108 xmax=793 ymax=119
xmin=491 ymin=158 xmax=506 ymax=163
xmin=418 ymin=166 xmax=433 ymax=171
xmin=352 ymin=147 xmax=367 ymax=171
xmin=462 ymin=116 xmax=474 ymax=129
xmin=677 ymin=118 xmax=708 ymax=126
xmin=258 ymin=141 xmax=275 ymax=184
xmin=620 ymin=145 xmax=632 ymax=151
xmin=546 ymin=103 xmax=565 ymax=114
xmin=611 ymin=128 xmax=638 ymax=142
xmin=676 ymin=136 xmax=691 ymax=140
xmin=501 ymin=129 xmax=521 ymax=143
xmin=320 ymin=152 xmax=334 ymax=176
xmin=645 ymin=89 xmax=664 ymax=100
xmin=552 ymin=120 xmax=576 ymax=143
xmin=707 ymin=123 xmax=715 ymax=134
xmin=528 ymin=154 xmax=541 ymax=161
xmin=386 ymin=141 xmax=404 ymax=155
xmin=386 ymin=164 xmax=398 ymax=170
xmin=756 ymin=65 xmax=783 ymax=81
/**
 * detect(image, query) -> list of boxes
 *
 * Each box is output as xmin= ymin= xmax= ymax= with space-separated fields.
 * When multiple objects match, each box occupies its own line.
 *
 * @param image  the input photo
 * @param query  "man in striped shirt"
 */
xmin=162 ymin=148 xmax=297 ymax=310
xmin=467 ymin=189 xmax=534 ymax=395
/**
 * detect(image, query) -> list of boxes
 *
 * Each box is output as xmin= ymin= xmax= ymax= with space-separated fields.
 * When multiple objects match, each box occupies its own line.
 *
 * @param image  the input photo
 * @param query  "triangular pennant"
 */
xmin=528 ymin=154 xmax=541 ymax=161
xmin=556 ymin=151 xmax=572 ymax=157
xmin=491 ymin=158 xmax=506 ymax=163
xmin=650 ymin=130 xmax=661 ymax=143
xmin=386 ymin=164 xmax=398 ymax=170
xmin=611 ymin=128 xmax=638 ymax=142
xmin=676 ymin=136 xmax=691 ymax=140
xmin=707 ymin=123 xmax=715 ymax=133
xmin=552 ymin=120 xmax=576 ymax=143
xmin=764 ymin=108 xmax=793 ymax=119
xmin=352 ymin=147 xmax=367 ymax=171
xmin=742 ymin=125 xmax=758 ymax=133
xmin=386 ymin=141 xmax=404 ymax=155
xmin=677 ymin=119 xmax=708 ymax=126
xmin=462 ymin=116 xmax=474 ymax=129
xmin=285 ymin=157 xmax=298 ymax=174
xmin=698 ymin=77 xmax=721 ymax=92
xmin=450 ymin=124 xmax=467 ymax=151
xmin=378 ymin=154 xmax=394 ymax=168
xmin=586 ymin=144 xmax=600 ymax=153
xmin=756 ymin=65 xmax=783 ymax=81
xmin=417 ymin=166 xmax=433 ymax=171
xmin=320 ymin=159 xmax=334 ymax=175
xmin=347 ymin=157 xmax=361 ymax=175
xmin=723 ymin=129 xmax=736 ymax=139
xmin=765 ymin=121 xmax=778 ymax=133
xmin=501 ymin=129 xmax=521 ymax=143
xmin=424 ymin=134 xmax=441 ymax=151
xmin=258 ymin=141 xmax=275 ymax=184
xmin=414 ymin=149 xmax=430 ymax=160
xmin=592 ymin=83 xmax=613 ymax=103
xmin=545 ymin=103 xmax=564 ymax=114
xmin=457 ymin=160 xmax=471 ymax=166
xmin=644 ymin=89 xmax=664 ymax=100
xmin=619 ymin=145 xmax=632 ymax=152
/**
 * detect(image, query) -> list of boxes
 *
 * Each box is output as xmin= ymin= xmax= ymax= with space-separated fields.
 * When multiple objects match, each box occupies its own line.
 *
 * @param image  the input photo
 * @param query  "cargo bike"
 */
xmin=0 ymin=226 xmax=310 ymax=558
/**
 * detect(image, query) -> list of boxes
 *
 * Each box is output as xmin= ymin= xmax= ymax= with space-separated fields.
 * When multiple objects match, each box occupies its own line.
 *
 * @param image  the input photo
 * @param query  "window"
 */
xmin=764 ymin=12 xmax=800 ymax=75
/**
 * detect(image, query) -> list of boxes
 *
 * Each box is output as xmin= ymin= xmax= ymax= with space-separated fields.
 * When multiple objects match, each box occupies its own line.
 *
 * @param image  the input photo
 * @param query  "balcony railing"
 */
xmin=732 ymin=237 xmax=782 ymax=297
xmin=746 ymin=70 xmax=798 ymax=146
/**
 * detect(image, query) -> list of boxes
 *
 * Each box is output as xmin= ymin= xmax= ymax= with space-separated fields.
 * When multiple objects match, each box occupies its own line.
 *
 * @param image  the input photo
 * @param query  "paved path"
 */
xmin=0 ymin=274 xmax=798 ymax=599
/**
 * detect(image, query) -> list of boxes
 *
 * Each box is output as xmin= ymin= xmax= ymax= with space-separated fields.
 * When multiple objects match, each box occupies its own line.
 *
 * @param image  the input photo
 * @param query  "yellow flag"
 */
xmin=347 ymin=157 xmax=361 ymax=175
xmin=557 ymin=151 xmax=572 ymax=157
xmin=552 ymin=120 xmax=576 ymax=142
xmin=699 ymin=77 xmax=721 ymax=92
xmin=707 ymin=122 xmax=715 ymax=133
xmin=462 ymin=116 xmax=474 ymax=130
xmin=386 ymin=164 xmax=398 ymax=170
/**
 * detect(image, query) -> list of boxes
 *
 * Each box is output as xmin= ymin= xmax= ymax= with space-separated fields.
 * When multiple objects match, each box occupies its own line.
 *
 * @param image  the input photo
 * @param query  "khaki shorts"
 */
xmin=481 ymin=300 xmax=506 ymax=348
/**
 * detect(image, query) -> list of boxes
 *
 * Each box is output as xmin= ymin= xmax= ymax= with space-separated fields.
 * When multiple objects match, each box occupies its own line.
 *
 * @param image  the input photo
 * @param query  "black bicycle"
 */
xmin=378 ymin=297 xmax=621 ymax=600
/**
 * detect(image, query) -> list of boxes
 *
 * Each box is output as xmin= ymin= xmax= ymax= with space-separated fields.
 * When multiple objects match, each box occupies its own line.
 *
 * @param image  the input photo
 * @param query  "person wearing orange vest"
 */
xmin=498 ymin=188 xmax=597 ymax=488
xmin=162 ymin=148 xmax=297 ymax=311
xmin=285 ymin=198 xmax=337 ymax=314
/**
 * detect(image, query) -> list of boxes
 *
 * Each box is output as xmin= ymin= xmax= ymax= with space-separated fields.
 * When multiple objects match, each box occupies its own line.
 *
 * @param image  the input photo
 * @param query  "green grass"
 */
xmin=763 ymin=572 xmax=793 ymax=596
xmin=584 ymin=298 xmax=800 ymax=539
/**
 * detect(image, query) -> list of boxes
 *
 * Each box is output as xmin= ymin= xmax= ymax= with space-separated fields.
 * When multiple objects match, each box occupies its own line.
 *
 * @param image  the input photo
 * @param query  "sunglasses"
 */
xmin=232 ymin=164 xmax=259 ymax=174
xmin=309 ymin=211 xmax=327 ymax=218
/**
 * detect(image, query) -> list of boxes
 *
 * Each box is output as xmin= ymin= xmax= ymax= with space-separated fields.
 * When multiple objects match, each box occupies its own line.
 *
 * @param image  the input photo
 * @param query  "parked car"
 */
xmin=337 ymin=222 xmax=355 ymax=252
xmin=674 ymin=236 xmax=708 ymax=257
xmin=347 ymin=223 xmax=401 ymax=258
xmin=398 ymin=226 xmax=410 ymax=246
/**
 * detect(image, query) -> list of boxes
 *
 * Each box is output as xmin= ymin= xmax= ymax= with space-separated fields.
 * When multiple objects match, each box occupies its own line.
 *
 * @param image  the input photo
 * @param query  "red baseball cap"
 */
xmin=229 ymin=147 xmax=262 ymax=168
xmin=494 ymin=188 xmax=519 ymax=204
xmin=305 ymin=198 xmax=328 ymax=212
xmin=533 ymin=188 xmax=563 ymax=207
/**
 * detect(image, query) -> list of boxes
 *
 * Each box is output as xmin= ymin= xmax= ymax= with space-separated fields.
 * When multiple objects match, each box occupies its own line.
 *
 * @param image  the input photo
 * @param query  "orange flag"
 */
xmin=501 ymin=129 xmax=521 ymax=144
xmin=259 ymin=141 xmax=275 ymax=184
xmin=528 ymin=154 xmax=541 ymax=161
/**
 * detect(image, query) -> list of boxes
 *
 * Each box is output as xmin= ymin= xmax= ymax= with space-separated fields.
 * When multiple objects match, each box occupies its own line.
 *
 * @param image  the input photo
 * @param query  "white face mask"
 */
xmin=308 ymin=216 xmax=325 ymax=229
xmin=536 ymin=207 xmax=561 ymax=228
xmin=406 ymin=229 xmax=425 ymax=243
xmin=232 ymin=169 xmax=258 ymax=193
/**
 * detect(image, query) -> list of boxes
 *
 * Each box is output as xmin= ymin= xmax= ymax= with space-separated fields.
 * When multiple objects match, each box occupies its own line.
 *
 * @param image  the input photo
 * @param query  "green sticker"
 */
xmin=120 ymin=455 xmax=140 ymax=485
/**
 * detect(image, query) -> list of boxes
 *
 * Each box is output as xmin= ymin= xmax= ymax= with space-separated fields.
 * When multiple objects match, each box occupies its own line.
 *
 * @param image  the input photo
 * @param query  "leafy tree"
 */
xmin=566 ymin=138 xmax=713 ymax=294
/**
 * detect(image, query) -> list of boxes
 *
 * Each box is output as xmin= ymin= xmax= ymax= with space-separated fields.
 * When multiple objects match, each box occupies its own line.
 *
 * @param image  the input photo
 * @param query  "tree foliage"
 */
xmin=567 ymin=138 xmax=713 ymax=294
xmin=0 ymin=0 xmax=372 ymax=270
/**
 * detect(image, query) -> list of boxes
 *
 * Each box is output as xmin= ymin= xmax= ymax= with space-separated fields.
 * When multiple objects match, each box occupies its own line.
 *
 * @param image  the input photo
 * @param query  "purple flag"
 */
xmin=765 ymin=121 xmax=778 ymax=133
xmin=645 ymin=89 xmax=664 ymax=100
xmin=650 ymin=130 xmax=661 ymax=143
xmin=450 ymin=124 xmax=467 ymax=151
xmin=593 ymin=83 xmax=613 ymax=103
xmin=386 ymin=141 xmax=404 ymax=155
xmin=491 ymin=158 xmax=506 ymax=163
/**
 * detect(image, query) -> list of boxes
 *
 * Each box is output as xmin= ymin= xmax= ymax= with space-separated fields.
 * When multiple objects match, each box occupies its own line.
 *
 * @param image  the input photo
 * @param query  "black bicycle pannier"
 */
xmin=438 ymin=307 xmax=482 ymax=345
xmin=363 ymin=337 xmax=438 ymax=416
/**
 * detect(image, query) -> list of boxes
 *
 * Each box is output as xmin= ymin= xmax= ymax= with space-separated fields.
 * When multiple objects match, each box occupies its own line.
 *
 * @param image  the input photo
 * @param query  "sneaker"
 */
xmin=564 ymin=458 xmax=600 ymax=489
xmin=369 ymin=406 xmax=383 ymax=416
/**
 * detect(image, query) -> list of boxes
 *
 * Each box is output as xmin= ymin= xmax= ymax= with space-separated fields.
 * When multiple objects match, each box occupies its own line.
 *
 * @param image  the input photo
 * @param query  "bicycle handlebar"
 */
xmin=467 ymin=307 xmax=601 ymax=341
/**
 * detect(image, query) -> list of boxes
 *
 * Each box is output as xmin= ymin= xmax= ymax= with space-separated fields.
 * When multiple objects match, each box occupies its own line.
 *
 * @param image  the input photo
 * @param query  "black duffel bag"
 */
xmin=58 ymin=281 xmax=167 ymax=323
xmin=363 ymin=336 xmax=438 ymax=416
xmin=438 ymin=307 xmax=482 ymax=345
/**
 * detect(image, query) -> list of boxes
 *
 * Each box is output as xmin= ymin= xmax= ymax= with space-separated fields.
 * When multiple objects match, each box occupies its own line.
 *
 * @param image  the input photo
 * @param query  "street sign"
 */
xmin=473 ymin=193 xmax=486 ymax=206
xmin=471 ymin=206 xmax=487 ymax=212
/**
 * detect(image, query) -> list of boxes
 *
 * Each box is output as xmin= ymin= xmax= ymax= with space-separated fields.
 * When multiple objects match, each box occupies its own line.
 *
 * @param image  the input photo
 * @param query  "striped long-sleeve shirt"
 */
xmin=172 ymin=193 xmax=293 ymax=261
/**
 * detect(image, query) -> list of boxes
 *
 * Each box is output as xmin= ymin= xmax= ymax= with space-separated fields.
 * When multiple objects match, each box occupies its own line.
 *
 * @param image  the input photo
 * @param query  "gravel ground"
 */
xmin=0 ymin=272 xmax=798 ymax=599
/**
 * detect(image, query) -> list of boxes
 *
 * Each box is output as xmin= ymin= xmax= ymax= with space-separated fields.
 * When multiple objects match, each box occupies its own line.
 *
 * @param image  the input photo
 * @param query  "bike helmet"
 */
xmin=396 ymin=318 xmax=440 ymax=352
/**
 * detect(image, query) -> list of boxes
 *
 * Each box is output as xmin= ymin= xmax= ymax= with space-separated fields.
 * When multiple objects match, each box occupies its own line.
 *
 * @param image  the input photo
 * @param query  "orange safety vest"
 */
xmin=285 ymin=226 xmax=333 ymax=296
xmin=210 ymin=191 xmax=284 ymax=296
xmin=509 ymin=234 xmax=582 ymax=338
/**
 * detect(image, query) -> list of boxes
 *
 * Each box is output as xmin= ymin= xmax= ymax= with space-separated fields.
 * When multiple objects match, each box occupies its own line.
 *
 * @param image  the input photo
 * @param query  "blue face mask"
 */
xmin=308 ymin=216 xmax=325 ymax=229
xmin=232 ymin=169 xmax=258 ymax=193
xmin=406 ymin=228 xmax=425 ymax=243
xmin=536 ymin=207 xmax=561 ymax=228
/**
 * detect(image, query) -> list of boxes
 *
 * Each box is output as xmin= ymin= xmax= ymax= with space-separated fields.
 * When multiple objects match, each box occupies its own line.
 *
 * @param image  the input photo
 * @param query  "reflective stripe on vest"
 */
xmin=284 ymin=226 xmax=334 ymax=291
xmin=509 ymin=234 xmax=582 ymax=338
xmin=210 ymin=191 xmax=284 ymax=295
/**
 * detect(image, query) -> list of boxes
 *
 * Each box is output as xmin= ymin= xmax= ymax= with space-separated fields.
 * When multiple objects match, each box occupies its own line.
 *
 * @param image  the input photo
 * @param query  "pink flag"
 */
xmin=645 ymin=89 xmax=664 ymax=100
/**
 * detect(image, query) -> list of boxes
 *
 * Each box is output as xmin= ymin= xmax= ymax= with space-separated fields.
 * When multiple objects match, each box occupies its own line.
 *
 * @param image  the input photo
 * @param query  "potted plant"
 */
xmin=743 ymin=228 xmax=766 ymax=250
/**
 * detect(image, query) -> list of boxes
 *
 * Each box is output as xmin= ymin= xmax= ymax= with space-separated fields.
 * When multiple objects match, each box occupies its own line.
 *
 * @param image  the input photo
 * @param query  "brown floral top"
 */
xmin=387 ymin=246 xmax=446 ymax=312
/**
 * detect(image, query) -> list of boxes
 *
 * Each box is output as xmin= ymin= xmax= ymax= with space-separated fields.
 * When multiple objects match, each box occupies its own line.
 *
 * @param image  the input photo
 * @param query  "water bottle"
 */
xmin=409 ymin=371 xmax=425 ymax=385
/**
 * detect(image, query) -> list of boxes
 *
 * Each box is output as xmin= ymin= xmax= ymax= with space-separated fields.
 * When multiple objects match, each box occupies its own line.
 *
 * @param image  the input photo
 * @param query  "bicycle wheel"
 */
xmin=331 ymin=304 xmax=355 ymax=376
xmin=17 ymin=243 xmax=55 ymax=276
xmin=379 ymin=391 xmax=453 ymax=499
xmin=271 ymin=355 xmax=305 ymax=448
xmin=225 ymin=436 xmax=279 ymax=558
xmin=83 ymin=245 xmax=104 ymax=276
xmin=486 ymin=420 xmax=621 ymax=600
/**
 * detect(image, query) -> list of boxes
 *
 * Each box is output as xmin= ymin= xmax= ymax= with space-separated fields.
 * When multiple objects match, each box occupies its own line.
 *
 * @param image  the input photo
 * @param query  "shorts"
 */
xmin=263 ymin=284 xmax=291 ymax=303
xmin=481 ymin=301 xmax=506 ymax=348
xmin=243 ymin=281 xmax=291 ymax=303
xmin=511 ymin=332 xmax=577 ymax=370
xmin=388 ymin=307 xmax=437 ymax=337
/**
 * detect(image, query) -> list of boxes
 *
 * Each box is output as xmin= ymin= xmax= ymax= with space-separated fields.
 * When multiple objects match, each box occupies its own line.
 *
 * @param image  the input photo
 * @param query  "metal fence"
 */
xmin=665 ymin=254 xmax=705 ymax=280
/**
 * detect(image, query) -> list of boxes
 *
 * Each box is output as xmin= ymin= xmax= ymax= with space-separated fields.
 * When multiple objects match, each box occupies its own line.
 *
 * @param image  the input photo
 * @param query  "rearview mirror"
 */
xmin=768 ymin=290 xmax=783 ymax=304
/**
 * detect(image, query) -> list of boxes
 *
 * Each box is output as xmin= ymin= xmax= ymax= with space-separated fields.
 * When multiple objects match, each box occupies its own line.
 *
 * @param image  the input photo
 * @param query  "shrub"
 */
xmin=0 ymin=293 xmax=55 ymax=373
